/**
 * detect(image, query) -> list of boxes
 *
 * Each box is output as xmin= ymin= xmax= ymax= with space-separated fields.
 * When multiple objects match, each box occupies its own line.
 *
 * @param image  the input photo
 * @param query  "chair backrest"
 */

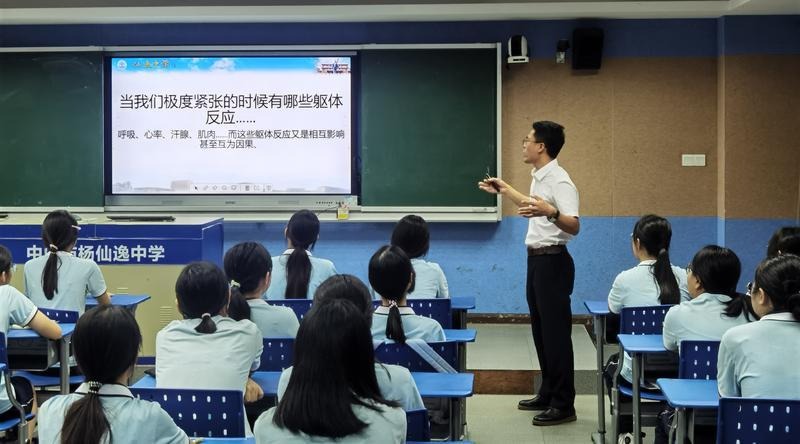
xmin=258 ymin=337 xmax=294 ymax=371
xmin=130 ymin=388 xmax=245 ymax=438
xmin=38 ymin=308 xmax=79 ymax=323
xmin=679 ymin=340 xmax=720 ymax=380
xmin=372 ymin=299 xmax=452 ymax=328
xmin=717 ymin=397 xmax=800 ymax=444
xmin=0 ymin=332 xmax=6 ymax=365
xmin=269 ymin=299 xmax=312 ymax=321
xmin=619 ymin=305 xmax=672 ymax=335
xmin=374 ymin=341 xmax=457 ymax=371
xmin=405 ymin=408 xmax=430 ymax=441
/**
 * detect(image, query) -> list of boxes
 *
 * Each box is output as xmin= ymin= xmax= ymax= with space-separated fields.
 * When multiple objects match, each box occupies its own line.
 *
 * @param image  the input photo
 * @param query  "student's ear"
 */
xmin=0 ymin=271 xmax=7 ymax=285
xmin=175 ymin=298 xmax=183 ymax=317
xmin=284 ymin=226 xmax=288 ymax=238
xmin=264 ymin=271 xmax=272 ymax=290
xmin=406 ymin=271 xmax=416 ymax=293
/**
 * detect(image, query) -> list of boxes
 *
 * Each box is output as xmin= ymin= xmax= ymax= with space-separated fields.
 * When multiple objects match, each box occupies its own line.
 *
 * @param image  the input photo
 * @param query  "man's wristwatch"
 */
xmin=547 ymin=209 xmax=560 ymax=223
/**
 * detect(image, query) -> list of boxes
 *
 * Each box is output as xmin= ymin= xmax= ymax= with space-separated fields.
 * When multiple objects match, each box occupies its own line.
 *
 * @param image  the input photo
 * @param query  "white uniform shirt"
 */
xmin=662 ymin=293 xmax=752 ymax=352
xmin=38 ymin=383 xmax=187 ymax=444
xmin=0 ymin=285 xmax=38 ymax=414
xmin=254 ymin=400 xmax=406 ymax=444
xmin=371 ymin=306 xmax=446 ymax=343
xmin=718 ymin=312 xmax=800 ymax=398
xmin=525 ymin=159 xmax=580 ymax=248
xmin=607 ymin=260 xmax=690 ymax=314
xmin=265 ymin=250 xmax=338 ymax=300
xmin=247 ymin=298 xmax=300 ymax=337
xmin=24 ymin=251 xmax=106 ymax=314
xmin=276 ymin=363 xmax=425 ymax=411
xmin=408 ymin=258 xmax=449 ymax=299
xmin=156 ymin=316 xmax=262 ymax=391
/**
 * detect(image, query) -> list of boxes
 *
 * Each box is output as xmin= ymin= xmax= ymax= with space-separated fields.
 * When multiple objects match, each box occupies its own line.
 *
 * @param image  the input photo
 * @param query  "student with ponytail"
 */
xmin=368 ymin=245 xmax=445 ymax=343
xmin=24 ymin=210 xmax=110 ymax=314
xmin=276 ymin=275 xmax=425 ymax=411
xmin=0 ymin=245 xmax=61 ymax=433
xmin=156 ymin=261 xmax=264 ymax=433
xmin=38 ymin=305 xmax=186 ymax=444
xmin=607 ymin=215 xmax=689 ymax=314
xmin=266 ymin=210 xmax=337 ymax=300
xmin=718 ymin=254 xmax=800 ymax=398
xmin=662 ymin=246 xmax=754 ymax=352
xmin=224 ymin=242 xmax=299 ymax=337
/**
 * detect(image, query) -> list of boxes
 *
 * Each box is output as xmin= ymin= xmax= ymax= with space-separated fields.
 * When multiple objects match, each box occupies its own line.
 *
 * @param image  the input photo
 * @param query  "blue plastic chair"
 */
xmin=257 ymin=337 xmax=294 ymax=372
xmin=679 ymin=340 xmax=720 ymax=380
xmin=717 ymin=397 xmax=800 ymax=444
xmin=130 ymin=387 xmax=246 ymax=438
xmin=269 ymin=299 xmax=312 ymax=321
xmin=406 ymin=408 xmax=430 ymax=442
xmin=14 ymin=309 xmax=84 ymax=388
xmin=612 ymin=305 xmax=675 ymax=440
xmin=374 ymin=341 xmax=458 ymax=372
xmin=0 ymin=333 xmax=34 ymax=443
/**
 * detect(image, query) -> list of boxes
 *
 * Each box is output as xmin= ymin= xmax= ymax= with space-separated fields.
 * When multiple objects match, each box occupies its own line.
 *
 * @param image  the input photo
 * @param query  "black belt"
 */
xmin=527 ymin=245 xmax=567 ymax=256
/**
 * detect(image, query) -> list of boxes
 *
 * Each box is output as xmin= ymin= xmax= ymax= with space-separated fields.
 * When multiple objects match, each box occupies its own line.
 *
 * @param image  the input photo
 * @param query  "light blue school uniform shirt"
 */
xmin=264 ymin=249 xmax=337 ymax=300
xmin=718 ymin=312 xmax=800 ymax=399
xmin=662 ymin=293 xmax=752 ymax=352
xmin=607 ymin=260 xmax=690 ymax=314
xmin=371 ymin=306 xmax=446 ymax=343
xmin=24 ymin=251 xmax=107 ymax=315
xmin=0 ymin=285 xmax=38 ymax=414
xmin=38 ymin=383 xmax=187 ymax=444
xmin=247 ymin=298 xmax=300 ymax=337
xmin=254 ymin=400 xmax=406 ymax=444
xmin=608 ymin=260 xmax=689 ymax=383
xmin=276 ymin=363 xmax=425 ymax=411
xmin=408 ymin=258 xmax=449 ymax=299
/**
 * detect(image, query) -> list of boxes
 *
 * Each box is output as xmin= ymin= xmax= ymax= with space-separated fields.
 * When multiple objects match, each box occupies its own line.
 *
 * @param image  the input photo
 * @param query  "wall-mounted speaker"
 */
xmin=507 ymin=35 xmax=529 ymax=64
xmin=572 ymin=28 xmax=604 ymax=70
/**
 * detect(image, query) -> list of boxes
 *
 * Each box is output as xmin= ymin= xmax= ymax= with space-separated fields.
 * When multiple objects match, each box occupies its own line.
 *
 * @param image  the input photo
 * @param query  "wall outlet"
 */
xmin=681 ymin=154 xmax=706 ymax=167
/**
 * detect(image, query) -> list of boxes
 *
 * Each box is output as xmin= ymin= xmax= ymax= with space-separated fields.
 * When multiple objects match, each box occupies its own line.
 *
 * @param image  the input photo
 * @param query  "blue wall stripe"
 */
xmin=719 ymin=16 xmax=800 ymax=56
xmin=0 ymin=18 xmax=746 ymax=58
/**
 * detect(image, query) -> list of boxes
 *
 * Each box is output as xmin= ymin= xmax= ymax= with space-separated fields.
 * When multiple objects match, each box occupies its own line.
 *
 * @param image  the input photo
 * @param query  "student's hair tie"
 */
xmin=48 ymin=244 xmax=59 ymax=253
xmin=201 ymin=313 xmax=212 ymax=319
xmin=388 ymin=300 xmax=398 ymax=308
xmin=87 ymin=381 xmax=102 ymax=395
xmin=658 ymin=248 xmax=668 ymax=256
xmin=71 ymin=225 xmax=81 ymax=231
xmin=229 ymin=279 xmax=241 ymax=289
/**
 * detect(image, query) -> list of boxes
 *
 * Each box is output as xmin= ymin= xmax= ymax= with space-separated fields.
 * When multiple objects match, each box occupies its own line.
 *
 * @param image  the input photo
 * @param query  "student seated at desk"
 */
xmin=255 ymin=298 xmax=406 ymax=443
xmin=662 ymin=246 xmax=754 ymax=352
xmin=38 ymin=305 xmax=186 ymax=444
xmin=277 ymin=274 xmax=425 ymax=411
xmin=766 ymin=226 xmax=800 ymax=258
xmin=369 ymin=245 xmax=446 ymax=343
xmin=606 ymin=215 xmax=687 ymax=383
xmin=224 ymin=242 xmax=300 ymax=337
xmin=265 ymin=210 xmax=337 ymax=300
xmin=391 ymin=215 xmax=449 ymax=299
xmin=23 ymin=210 xmax=111 ymax=314
xmin=0 ymin=245 xmax=61 ymax=432
xmin=156 ymin=261 xmax=264 ymax=434
xmin=718 ymin=254 xmax=800 ymax=399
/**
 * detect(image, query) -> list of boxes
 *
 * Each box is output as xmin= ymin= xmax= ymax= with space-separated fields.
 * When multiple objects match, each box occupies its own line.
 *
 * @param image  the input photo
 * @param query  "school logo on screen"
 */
xmin=116 ymin=60 xmax=127 ymax=71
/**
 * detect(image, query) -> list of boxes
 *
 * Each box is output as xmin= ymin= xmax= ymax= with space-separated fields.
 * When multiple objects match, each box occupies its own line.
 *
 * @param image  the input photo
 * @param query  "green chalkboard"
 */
xmin=0 ymin=52 xmax=104 ymax=207
xmin=359 ymin=48 xmax=497 ymax=207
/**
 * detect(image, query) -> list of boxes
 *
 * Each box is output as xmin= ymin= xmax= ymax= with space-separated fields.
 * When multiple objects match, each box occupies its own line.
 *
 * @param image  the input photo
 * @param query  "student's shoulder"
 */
xmin=40 ymin=392 xmax=79 ymax=414
xmin=311 ymin=256 xmax=336 ymax=268
xmin=0 ymin=284 xmax=26 ymax=300
xmin=721 ymin=321 xmax=759 ymax=346
xmin=221 ymin=316 xmax=261 ymax=335
xmin=377 ymin=362 xmax=414 ymax=383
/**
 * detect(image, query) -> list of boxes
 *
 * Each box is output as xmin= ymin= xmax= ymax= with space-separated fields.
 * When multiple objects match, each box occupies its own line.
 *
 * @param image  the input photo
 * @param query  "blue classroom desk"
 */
xmin=0 ymin=214 xmax=223 ymax=357
xmin=657 ymin=378 xmax=719 ymax=444
xmin=8 ymin=324 xmax=76 ymax=394
xmin=86 ymin=294 xmax=151 ymax=314
xmin=584 ymin=300 xmax=610 ymax=444
xmin=451 ymin=296 xmax=475 ymax=330
xmin=617 ymin=334 xmax=667 ymax=444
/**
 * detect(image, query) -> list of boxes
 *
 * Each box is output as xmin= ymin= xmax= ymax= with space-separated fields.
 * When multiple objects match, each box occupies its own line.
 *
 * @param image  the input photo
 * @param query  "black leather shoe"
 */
xmin=517 ymin=395 xmax=550 ymax=411
xmin=531 ymin=407 xmax=577 ymax=426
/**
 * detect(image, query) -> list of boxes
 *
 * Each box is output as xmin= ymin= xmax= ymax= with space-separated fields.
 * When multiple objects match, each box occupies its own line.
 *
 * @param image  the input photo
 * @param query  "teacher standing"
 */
xmin=479 ymin=120 xmax=580 ymax=426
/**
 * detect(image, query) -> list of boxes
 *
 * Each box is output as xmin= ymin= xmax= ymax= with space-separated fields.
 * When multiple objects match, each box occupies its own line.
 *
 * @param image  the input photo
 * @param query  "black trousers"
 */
xmin=526 ymin=249 xmax=576 ymax=410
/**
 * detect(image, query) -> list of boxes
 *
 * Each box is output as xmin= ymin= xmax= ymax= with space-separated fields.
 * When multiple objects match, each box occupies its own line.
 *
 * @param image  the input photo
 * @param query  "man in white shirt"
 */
xmin=479 ymin=121 xmax=580 ymax=426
